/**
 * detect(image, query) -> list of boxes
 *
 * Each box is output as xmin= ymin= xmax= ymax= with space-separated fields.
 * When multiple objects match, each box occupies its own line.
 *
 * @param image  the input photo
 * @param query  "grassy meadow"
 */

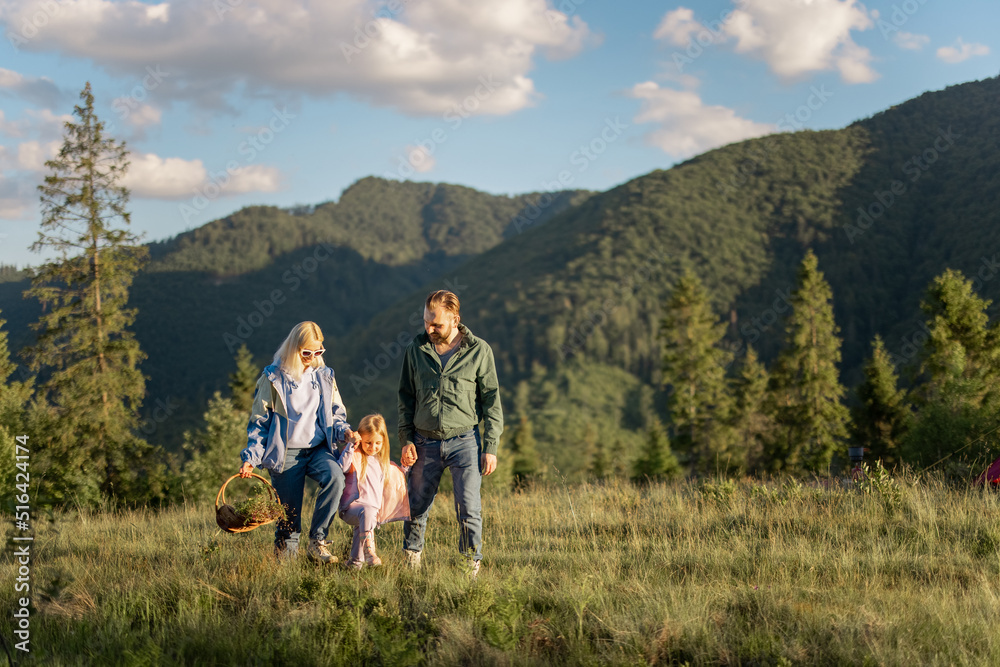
xmin=4 ymin=474 xmax=1000 ymax=666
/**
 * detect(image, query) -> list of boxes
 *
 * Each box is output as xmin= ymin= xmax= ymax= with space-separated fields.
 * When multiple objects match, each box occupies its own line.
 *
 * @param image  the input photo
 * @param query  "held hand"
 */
xmin=401 ymin=443 xmax=417 ymax=467
xmin=481 ymin=453 xmax=497 ymax=476
xmin=239 ymin=461 xmax=253 ymax=478
xmin=344 ymin=429 xmax=360 ymax=445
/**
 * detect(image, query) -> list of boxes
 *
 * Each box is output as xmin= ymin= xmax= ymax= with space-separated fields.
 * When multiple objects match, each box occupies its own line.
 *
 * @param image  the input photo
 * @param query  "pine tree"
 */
xmin=851 ymin=336 xmax=909 ymax=468
xmin=769 ymin=250 xmax=850 ymax=473
xmin=229 ymin=344 xmax=259 ymax=412
xmin=23 ymin=82 xmax=153 ymax=505
xmin=509 ymin=415 xmax=541 ymax=490
xmin=917 ymin=269 xmax=1000 ymax=407
xmin=583 ymin=423 xmax=608 ymax=481
xmin=904 ymin=270 xmax=1000 ymax=463
xmin=730 ymin=346 xmax=774 ymax=472
xmin=181 ymin=391 xmax=248 ymax=503
xmin=0 ymin=313 xmax=34 ymax=508
xmin=660 ymin=270 xmax=734 ymax=471
xmin=631 ymin=419 xmax=681 ymax=484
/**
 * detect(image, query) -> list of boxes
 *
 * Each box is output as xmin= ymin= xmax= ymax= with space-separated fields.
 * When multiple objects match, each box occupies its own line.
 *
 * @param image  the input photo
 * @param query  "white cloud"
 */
xmin=0 ymin=68 xmax=63 ymax=107
xmin=0 ymin=0 xmax=594 ymax=116
xmin=893 ymin=31 xmax=930 ymax=51
xmin=937 ymin=38 xmax=990 ymax=64
xmin=16 ymin=140 xmax=60 ymax=171
xmin=723 ymin=0 xmax=877 ymax=82
xmin=654 ymin=8 xmax=703 ymax=47
xmin=629 ymin=81 xmax=774 ymax=159
xmin=122 ymin=153 xmax=282 ymax=199
xmin=0 ymin=110 xmax=25 ymax=138
xmin=25 ymin=108 xmax=74 ymax=140
xmin=0 ymin=174 xmax=29 ymax=219
xmin=404 ymin=144 xmax=436 ymax=173
xmin=122 ymin=103 xmax=162 ymax=128
xmin=224 ymin=164 xmax=284 ymax=194
xmin=657 ymin=1 xmax=877 ymax=83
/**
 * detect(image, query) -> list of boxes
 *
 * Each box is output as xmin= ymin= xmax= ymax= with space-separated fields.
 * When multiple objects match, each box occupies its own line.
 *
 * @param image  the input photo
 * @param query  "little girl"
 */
xmin=338 ymin=413 xmax=409 ymax=569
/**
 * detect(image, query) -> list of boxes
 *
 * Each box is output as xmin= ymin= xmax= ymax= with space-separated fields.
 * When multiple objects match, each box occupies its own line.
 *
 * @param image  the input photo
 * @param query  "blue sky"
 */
xmin=0 ymin=0 xmax=997 ymax=268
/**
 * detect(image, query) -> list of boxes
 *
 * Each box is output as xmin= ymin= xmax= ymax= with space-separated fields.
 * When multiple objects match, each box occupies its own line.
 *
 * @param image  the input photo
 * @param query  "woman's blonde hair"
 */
xmin=356 ymin=413 xmax=391 ymax=494
xmin=274 ymin=321 xmax=325 ymax=381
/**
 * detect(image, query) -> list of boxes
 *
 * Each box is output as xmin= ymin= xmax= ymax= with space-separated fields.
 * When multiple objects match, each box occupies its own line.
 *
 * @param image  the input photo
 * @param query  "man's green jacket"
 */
xmin=398 ymin=323 xmax=504 ymax=456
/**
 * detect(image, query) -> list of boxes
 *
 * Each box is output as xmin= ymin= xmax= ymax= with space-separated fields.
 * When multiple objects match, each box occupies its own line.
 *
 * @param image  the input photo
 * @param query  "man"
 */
xmin=398 ymin=289 xmax=503 ymax=576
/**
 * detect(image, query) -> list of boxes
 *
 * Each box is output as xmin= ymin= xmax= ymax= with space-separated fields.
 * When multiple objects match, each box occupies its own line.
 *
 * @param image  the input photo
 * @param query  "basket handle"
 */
xmin=216 ymin=472 xmax=278 ymax=510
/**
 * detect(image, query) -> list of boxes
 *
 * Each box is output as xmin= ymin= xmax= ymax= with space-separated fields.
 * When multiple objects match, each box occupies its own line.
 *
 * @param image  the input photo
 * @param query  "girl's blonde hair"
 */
xmin=274 ymin=321 xmax=325 ymax=381
xmin=356 ymin=413 xmax=391 ymax=495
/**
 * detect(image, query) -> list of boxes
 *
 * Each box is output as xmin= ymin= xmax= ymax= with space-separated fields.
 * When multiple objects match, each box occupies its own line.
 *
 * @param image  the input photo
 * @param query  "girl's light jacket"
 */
xmin=240 ymin=364 xmax=352 ymax=473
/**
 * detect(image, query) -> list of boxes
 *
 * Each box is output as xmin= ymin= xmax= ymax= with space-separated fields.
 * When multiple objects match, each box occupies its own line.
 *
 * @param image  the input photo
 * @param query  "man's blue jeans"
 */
xmin=403 ymin=428 xmax=483 ymax=561
xmin=268 ymin=446 xmax=345 ymax=552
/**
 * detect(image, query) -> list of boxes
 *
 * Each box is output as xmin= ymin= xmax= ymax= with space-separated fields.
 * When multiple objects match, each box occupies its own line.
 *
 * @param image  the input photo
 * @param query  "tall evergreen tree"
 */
xmin=769 ymin=250 xmax=850 ymax=473
xmin=181 ymin=391 xmax=247 ymax=503
xmin=0 ymin=313 xmax=34 ymax=508
xmin=660 ymin=270 xmax=734 ymax=471
xmin=730 ymin=346 xmax=774 ymax=473
xmin=852 ymin=336 xmax=909 ymax=468
xmin=509 ymin=415 xmax=542 ymax=490
xmin=23 ymin=82 xmax=153 ymax=505
xmin=582 ymin=423 xmax=608 ymax=481
xmin=917 ymin=269 xmax=1000 ymax=407
xmin=181 ymin=347 xmax=265 ymax=502
xmin=0 ymin=311 xmax=33 ymax=435
xmin=229 ymin=344 xmax=259 ymax=412
xmin=904 ymin=270 xmax=1000 ymax=463
xmin=631 ymin=419 xmax=681 ymax=484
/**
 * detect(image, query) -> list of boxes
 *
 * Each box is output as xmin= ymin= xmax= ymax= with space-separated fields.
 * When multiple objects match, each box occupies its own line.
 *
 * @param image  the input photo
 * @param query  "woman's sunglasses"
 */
xmin=300 ymin=348 xmax=325 ymax=359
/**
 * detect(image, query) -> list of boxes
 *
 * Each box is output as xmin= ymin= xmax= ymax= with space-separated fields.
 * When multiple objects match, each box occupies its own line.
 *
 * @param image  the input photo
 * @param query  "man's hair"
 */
xmin=426 ymin=290 xmax=460 ymax=317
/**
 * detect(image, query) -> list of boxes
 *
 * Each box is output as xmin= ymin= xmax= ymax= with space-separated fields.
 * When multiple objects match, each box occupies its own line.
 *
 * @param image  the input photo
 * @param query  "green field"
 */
xmin=5 ymin=475 xmax=1000 ymax=665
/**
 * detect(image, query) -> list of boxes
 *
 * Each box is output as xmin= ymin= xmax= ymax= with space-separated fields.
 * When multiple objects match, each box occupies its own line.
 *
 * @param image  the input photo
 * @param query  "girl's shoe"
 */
xmin=363 ymin=533 xmax=382 ymax=566
xmin=342 ymin=559 xmax=364 ymax=570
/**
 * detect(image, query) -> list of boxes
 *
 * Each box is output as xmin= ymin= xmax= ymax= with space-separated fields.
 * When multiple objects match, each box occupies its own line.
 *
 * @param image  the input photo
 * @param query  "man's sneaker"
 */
xmin=403 ymin=549 xmax=422 ymax=570
xmin=307 ymin=539 xmax=338 ymax=564
xmin=466 ymin=557 xmax=481 ymax=579
xmin=363 ymin=534 xmax=383 ymax=566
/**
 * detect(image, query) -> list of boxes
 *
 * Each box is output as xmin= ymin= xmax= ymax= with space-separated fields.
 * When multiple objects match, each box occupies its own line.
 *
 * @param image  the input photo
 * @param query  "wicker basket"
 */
xmin=215 ymin=473 xmax=282 ymax=534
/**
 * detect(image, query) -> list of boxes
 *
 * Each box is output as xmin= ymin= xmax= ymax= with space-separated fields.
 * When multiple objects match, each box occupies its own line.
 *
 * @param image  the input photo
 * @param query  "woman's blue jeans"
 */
xmin=268 ymin=445 xmax=345 ymax=552
xmin=403 ymin=428 xmax=483 ymax=561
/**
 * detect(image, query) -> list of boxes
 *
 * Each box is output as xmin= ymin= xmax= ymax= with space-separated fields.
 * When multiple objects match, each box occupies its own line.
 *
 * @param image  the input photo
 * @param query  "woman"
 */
xmin=238 ymin=321 xmax=358 ymax=563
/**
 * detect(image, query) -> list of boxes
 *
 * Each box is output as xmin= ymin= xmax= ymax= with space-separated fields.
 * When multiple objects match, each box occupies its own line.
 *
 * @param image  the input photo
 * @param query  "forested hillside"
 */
xmin=334 ymin=75 xmax=1000 ymax=475
xmin=1 ymin=179 xmax=589 ymax=446
xmin=4 ymin=75 xmax=999 ymax=474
